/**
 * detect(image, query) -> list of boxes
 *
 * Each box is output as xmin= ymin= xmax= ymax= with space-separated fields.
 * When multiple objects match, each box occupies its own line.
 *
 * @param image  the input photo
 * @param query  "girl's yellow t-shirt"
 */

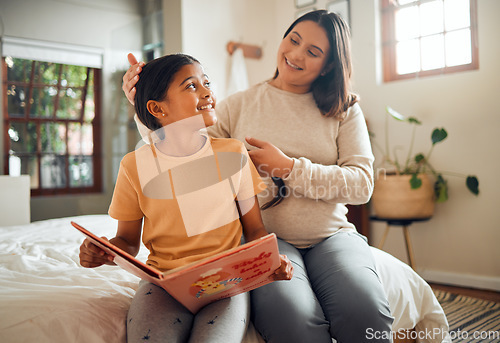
xmin=108 ymin=137 xmax=266 ymax=272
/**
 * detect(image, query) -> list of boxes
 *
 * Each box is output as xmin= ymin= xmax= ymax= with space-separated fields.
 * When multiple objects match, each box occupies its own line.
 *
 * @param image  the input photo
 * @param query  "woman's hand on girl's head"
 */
xmin=271 ymin=254 xmax=294 ymax=281
xmin=245 ymin=137 xmax=294 ymax=178
xmin=122 ymin=53 xmax=145 ymax=106
xmin=79 ymin=237 xmax=114 ymax=268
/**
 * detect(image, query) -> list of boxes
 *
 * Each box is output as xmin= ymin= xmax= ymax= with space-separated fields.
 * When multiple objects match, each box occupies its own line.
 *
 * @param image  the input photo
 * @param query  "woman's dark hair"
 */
xmin=261 ymin=177 xmax=288 ymax=210
xmin=134 ymin=53 xmax=200 ymax=131
xmin=273 ymin=9 xmax=358 ymax=120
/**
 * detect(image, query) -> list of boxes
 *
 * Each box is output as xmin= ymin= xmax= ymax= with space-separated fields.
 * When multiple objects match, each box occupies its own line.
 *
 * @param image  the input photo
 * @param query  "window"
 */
xmin=381 ymin=0 xmax=478 ymax=82
xmin=3 ymin=56 xmax=102 ymax=196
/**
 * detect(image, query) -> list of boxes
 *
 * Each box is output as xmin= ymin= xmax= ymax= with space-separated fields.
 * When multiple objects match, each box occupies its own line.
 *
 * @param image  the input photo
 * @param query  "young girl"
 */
xmin=123 ymin=11 xmax=393 ymax=343
xmin=79 ymin=53 xmax=292 ymax=343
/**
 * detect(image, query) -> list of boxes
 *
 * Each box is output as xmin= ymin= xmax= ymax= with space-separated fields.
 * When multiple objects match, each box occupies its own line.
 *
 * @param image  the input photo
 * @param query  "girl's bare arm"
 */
xmin=238 ymin=197 xmax=293 ymax=281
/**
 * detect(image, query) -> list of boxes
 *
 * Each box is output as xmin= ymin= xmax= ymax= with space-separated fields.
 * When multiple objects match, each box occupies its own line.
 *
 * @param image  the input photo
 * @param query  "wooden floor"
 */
xmin=429 ymin=282 xmax=500 ymax=303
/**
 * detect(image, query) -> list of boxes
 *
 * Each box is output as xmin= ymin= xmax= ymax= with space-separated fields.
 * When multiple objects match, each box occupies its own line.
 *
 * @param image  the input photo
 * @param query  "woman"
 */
xmin=123 ymin=10 xmax=393 ymax=343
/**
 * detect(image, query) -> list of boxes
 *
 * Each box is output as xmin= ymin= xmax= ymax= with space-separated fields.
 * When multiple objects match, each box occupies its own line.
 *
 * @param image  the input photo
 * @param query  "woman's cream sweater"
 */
xmin=209 ymin=82 xmax=374 ymax=248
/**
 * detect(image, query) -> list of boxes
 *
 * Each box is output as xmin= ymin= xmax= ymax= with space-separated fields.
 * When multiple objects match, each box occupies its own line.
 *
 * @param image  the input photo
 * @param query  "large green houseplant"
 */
xmin=370 ymin=106 xmax=479 ymax=218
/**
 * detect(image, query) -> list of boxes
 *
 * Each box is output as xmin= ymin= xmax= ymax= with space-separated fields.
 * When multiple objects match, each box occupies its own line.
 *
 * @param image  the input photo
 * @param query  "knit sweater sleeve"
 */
xmin=282 ymin=103 xmax=374 ymax=205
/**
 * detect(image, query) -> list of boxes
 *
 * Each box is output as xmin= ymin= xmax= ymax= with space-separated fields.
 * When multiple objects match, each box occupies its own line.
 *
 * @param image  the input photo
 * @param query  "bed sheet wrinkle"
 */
xmin=1 ymin=300 xmax=128 ymax=343
xmin=371 ymin=247 xmax=451 ymax=343
xmin=0 ymin=215 xmax=137 ymax=343
xmin=1 ymin=282 xmax=131 ymax=343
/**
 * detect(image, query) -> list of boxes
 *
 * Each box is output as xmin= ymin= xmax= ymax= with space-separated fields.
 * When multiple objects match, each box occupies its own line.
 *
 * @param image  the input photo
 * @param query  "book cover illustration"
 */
xmin=191 ymin=270 xmax=242 ymax=298
xmin=71 ymin=221 xmax=280 ymax=313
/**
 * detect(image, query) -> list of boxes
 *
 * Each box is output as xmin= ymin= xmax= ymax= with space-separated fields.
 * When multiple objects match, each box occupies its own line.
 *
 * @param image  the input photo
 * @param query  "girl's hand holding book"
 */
xmin=79 ymin=237 xmax=115 ymax=268
xmin=271 ymin=254 xmax=294 ymax=281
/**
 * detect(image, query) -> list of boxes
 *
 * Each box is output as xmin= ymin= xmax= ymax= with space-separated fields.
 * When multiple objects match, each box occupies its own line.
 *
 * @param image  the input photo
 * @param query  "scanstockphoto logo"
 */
xmin=134 ymin=116 xmax=256 ymax=237
xmin=366 ymin=328 xmax=500 ymax=341
xmin=255 ymin=164 xmax=374 ymax=201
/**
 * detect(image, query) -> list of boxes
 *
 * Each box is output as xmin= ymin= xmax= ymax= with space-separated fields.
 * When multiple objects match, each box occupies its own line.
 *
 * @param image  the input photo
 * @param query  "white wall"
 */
xmin=0 ymin=0 xmax=144 ymax=220
xmin=350 ymin=0 xmax=500 ymax=289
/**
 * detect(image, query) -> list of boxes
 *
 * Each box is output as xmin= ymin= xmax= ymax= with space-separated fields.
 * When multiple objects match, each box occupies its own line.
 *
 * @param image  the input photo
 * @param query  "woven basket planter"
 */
xmin=372 ymin=174 xmax=434 ymax=219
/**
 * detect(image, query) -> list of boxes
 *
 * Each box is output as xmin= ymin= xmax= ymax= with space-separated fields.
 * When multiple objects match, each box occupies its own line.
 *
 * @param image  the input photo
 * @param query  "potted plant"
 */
xmin=370 ymin=106 xmax=479 ymax=219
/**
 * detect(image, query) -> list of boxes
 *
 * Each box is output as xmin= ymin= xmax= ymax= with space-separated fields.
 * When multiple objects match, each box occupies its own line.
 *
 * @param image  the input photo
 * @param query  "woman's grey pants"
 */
xmin=251 ymin=231 xmax=394 ymax=343
xmin=127 ymin=280 xmax=249 ymax=343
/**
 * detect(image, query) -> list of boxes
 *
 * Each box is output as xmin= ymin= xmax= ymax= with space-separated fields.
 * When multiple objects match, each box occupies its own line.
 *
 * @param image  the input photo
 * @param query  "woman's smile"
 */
xmin=285 ymin=58 xmax=303 ymax=71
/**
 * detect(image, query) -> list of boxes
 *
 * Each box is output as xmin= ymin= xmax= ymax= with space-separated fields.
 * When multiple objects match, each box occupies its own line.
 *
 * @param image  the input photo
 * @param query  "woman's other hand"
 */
xmin=79 ymin=237 xmax=114 ymax=268
xmin=122 ymin=53 xmax=145 ymax=106
xmin=245 ymin=137 xmax=294 ymax=178
xmin=271 ymin=254 xmax=294 ymax=281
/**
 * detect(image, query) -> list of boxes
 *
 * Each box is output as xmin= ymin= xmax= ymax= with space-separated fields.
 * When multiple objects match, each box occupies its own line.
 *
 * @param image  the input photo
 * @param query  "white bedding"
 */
xmin=0 ymin=215 xmax=450 ymax=343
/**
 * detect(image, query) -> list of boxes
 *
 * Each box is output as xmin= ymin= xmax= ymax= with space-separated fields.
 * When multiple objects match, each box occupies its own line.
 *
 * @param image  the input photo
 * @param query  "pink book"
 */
xmin=71 ymin=221 xmax=280 ymax=313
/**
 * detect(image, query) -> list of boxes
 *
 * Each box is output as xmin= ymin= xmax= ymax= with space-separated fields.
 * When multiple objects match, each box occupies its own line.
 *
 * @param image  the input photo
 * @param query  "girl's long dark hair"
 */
xmin=263 ymin=10 xmax=357 ymax=210
xmin=134 ymin=53 xmax=200 ymax=131
xmin=273 ymin=9 xmax=358 ymax=120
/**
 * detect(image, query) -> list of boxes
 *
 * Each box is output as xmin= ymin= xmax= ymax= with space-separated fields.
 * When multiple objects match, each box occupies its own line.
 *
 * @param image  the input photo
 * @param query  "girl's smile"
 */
xmin=197 ymin=103 xmax=214 ymax=111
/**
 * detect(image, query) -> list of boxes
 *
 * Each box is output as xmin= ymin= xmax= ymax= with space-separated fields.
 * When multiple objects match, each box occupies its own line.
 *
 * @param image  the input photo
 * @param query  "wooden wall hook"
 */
xmin=226 ymin=41 xmax=262 ymax=59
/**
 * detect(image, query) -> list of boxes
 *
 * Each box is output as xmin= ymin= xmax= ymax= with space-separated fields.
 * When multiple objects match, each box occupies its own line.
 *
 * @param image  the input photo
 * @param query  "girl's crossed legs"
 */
xmin=127 ymin=280 xmax=249 ymax=343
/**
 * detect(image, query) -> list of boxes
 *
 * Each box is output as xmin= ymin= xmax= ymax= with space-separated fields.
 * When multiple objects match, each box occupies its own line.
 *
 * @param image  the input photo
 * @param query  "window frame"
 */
xmin=2 ymin=58 xmax=103 ymax=196
xmin=381 ymin=0 xmax=479 ymax=82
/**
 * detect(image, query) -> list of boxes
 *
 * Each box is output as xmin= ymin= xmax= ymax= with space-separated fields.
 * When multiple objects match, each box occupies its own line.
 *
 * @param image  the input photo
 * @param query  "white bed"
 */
xmin=0 ymin=214 xmax=451 ymax=343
